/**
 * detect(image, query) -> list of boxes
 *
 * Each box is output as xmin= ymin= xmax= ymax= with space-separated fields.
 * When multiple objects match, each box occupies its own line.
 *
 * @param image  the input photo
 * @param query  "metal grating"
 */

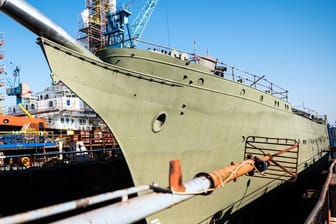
xmin=244 ymin=136 xmax=299 ymax=182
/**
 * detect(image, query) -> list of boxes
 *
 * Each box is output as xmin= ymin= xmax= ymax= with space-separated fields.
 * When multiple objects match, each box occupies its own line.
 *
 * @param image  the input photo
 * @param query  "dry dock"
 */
xmin=0 ymin=149 xmax=332 ymax=224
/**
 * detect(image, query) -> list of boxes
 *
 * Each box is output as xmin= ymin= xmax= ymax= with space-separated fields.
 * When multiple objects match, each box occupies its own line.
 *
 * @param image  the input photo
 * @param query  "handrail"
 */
xmin=304 ymin=159 xmax=336 ymax=224
xmin=135 ymin=39 xmax=289 ymax=101
xmin=136 ymin=39 xmax=328 ymax=119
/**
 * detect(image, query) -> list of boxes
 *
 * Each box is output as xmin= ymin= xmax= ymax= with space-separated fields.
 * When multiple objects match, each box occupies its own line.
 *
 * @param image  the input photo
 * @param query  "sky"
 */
xmin=0 ymin=0 xmax=335 ymax=123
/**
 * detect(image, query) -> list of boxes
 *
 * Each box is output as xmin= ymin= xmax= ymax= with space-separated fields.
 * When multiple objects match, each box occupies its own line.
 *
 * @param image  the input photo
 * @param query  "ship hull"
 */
xmin=39 ymin=37 xmax=329 ymax=223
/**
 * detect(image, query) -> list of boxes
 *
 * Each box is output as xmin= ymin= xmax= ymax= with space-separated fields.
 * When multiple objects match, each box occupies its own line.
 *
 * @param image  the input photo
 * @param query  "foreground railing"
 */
xmin=304 ymin=159 xmax=336 ymax=224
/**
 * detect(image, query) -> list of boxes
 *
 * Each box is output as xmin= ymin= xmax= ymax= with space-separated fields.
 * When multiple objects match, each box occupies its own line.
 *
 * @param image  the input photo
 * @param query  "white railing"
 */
xmin=136 ymin=39 xmax=289 ymax=101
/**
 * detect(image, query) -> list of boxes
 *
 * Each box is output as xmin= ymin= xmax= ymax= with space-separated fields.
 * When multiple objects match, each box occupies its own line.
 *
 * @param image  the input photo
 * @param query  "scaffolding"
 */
xmin=77 ymin=0 xmax=158 ymax=50
xmin=78 ymin=0 xmax=110 ymax=53
xmin=0 ymin=33 xmax=6 ymax=114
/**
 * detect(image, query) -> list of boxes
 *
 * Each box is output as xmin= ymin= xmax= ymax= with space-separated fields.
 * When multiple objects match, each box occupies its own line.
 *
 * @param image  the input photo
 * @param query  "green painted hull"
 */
xmin=39 ymin=37 xmax=329 ymax=223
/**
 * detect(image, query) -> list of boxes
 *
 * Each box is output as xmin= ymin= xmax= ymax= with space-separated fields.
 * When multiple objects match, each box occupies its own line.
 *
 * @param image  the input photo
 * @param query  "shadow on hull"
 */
xmin=0 ymin=157 xmax=133 ymax=217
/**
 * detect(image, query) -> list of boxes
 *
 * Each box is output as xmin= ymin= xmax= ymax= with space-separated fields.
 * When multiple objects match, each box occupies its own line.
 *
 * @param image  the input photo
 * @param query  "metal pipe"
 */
xmin=0 ymin=185 xmax=150 ymax=224
xmin=0 ymin=0 xmax=99 ymax=60
xmin=304 ymin=159 xmax=336 ymax=224
xmin=51 ymin=176 xmax=212 ymax=224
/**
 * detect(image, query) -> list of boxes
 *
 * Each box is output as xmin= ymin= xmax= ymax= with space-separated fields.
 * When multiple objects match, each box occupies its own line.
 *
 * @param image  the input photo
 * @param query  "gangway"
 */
xmin=0 ymin=140 xmax=299 ymax=224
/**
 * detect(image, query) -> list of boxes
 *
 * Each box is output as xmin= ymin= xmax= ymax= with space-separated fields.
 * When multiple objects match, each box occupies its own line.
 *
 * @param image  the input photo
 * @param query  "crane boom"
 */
xmin=105 ymin=0 xmax=158 ymax=48
xmin=131 ymin=0 xmax=158 ymax=40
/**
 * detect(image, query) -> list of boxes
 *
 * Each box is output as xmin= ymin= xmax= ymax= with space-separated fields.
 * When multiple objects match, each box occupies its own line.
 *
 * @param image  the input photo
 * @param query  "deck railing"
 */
xmin=137 ymin=39 xmax=289 ymax=101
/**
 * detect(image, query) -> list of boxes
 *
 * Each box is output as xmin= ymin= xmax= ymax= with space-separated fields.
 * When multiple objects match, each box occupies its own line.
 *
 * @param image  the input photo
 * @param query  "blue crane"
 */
xmin=105 ymin=0 xmax=158 ymax=48
xmin=5 ymin=65 xmax=23 ymax=105
xmin=130 ymin=0 xmax=158 ymax=41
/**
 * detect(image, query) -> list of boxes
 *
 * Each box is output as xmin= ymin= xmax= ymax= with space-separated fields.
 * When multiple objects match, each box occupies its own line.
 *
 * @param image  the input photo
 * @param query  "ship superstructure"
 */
xmin=0 ymin=1 xmax=331 ymax=223
xmin=6 ymin=83 xmax=103 ymax=131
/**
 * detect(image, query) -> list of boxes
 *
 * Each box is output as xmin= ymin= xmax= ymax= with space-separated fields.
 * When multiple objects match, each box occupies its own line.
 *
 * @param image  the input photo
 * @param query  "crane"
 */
xmin=5 ymin=65 xmax=23 ymax=104
xmin=5 ymin=65 xmax=32 ymax=116
xmin=105 ymin=0 xmax=158 ymax=48
xmin=130 ymin=0 xmax=158 ymax=41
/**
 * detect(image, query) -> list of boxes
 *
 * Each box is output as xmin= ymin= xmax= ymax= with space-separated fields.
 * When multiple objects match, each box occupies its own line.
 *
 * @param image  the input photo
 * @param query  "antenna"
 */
xmin=193 ymin=37 xmax=197 ymax=55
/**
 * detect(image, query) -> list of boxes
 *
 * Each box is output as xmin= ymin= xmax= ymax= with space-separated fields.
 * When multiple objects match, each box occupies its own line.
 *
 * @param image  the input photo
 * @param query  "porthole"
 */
xmin=274 ymin=100 xmax=279 ymax=107
xmin=240 ymin=89 xmax=245 ymax=96
xmin=152 ymin=112 xmax=167 ymax=133
xmin=197 ymin=78 xmax=204 ymax=86
xmin=259 ymin=95 xmax=264 ymax=102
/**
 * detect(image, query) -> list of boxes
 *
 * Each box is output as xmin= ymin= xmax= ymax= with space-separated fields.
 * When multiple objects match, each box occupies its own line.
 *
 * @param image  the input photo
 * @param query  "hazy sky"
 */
xmin=0 ymin=0 xmax=335 ymax=123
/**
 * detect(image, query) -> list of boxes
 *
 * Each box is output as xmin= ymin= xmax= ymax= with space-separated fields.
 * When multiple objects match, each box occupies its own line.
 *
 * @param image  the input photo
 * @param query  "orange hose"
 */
xmin=209 ymin=159 xmax=255 ymax=188
xmin=169 ymin=144 xmax=299 ymax=191
xmin=208 ymin=144 xmax=299 ymax=188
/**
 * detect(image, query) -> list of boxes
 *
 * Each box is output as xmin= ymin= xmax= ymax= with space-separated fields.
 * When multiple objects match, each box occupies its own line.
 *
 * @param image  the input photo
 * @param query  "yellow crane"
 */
xmin=18 ymin=103 xmax=33 ymax=118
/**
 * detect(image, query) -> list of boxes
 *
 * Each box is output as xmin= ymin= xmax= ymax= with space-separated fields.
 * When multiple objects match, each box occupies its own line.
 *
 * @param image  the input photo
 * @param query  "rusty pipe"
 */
xmin=0 ymin=0 xmax=99 ymax=60
xmin=304 ymin=159 xmax=336 ymax=224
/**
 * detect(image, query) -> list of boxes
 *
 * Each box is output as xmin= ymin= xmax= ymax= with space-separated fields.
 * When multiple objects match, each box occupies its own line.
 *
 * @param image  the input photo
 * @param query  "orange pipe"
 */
xmin=169 ymin=144 xmax=299 ymax=191
xmin=209 ymin=159 xmax=256 ymax=188
xmin=209 ymin=144 xmax=299 ymax=188
xmin=169 ymin=160 xmax=186 ymax=192
xmin=272 ymin=144 xmax=299 ymax=157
